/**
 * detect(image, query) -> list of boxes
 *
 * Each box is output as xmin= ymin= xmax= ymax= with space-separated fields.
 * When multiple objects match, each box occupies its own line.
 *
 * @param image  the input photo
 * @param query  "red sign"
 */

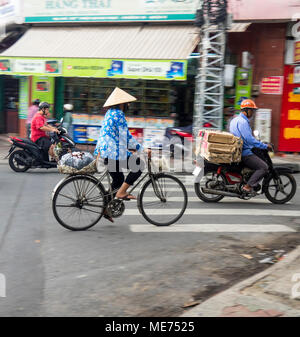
xmin=260 ymin=76 xmax=283 ymax=95
xmin=295 ymin=40 xmax=300 ymax=63
xmin=279 ymin=65 xmax=300 ymax=152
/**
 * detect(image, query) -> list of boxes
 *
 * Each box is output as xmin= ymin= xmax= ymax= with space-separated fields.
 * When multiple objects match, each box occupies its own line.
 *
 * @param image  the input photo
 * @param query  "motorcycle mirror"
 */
xmin=64 ymin=104 xmax=73 ymax=111
xmin=253 ymin=130 xmax=260 ymax=140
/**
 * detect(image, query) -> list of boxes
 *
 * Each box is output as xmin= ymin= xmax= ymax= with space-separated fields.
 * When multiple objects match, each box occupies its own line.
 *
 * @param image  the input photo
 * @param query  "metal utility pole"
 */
xmin=193 ymin=0 xmax=228 ymax=137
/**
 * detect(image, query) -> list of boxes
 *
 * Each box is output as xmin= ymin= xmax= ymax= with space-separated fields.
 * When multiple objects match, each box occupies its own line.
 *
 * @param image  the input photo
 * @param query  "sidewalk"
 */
xmin=181 ymin=245 xmax=300 ymax=317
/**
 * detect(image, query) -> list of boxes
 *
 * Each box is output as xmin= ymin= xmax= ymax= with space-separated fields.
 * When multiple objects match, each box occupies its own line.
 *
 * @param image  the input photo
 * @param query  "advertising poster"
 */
xmin=234 ymin=68 xmax=253 ymax=110
xmin=294 ymin=40 xmax=300 ymax=63
xmin=24 ymin=0 xmax=198 ymax=23
xmin=279 ymin=65 xmax=300 ymax=152
xmin=32 ymin=76 xmax=55 ymax=111
xmin=254 ymin=109 xmax=271 ymax=143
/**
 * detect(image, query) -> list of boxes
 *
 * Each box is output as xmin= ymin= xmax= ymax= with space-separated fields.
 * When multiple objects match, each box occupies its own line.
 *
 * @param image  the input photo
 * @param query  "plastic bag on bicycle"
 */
xmin=58 ymin=151 xmax=97 ymax=174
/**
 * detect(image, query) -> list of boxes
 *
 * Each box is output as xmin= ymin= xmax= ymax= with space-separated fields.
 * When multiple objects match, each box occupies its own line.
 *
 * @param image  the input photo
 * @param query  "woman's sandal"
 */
xmin=116 ymin=194 xmax=137 ymax=201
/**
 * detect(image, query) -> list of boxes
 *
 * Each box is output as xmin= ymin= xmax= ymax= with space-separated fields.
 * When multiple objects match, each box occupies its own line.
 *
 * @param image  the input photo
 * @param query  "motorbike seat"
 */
xmin=16 ymin=138 xmax=41 ymax=149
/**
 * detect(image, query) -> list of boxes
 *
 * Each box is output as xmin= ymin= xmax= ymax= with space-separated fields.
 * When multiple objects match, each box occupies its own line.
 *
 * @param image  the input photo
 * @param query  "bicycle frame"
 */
xmin=79 ymin=155 xmax=162 ymax=204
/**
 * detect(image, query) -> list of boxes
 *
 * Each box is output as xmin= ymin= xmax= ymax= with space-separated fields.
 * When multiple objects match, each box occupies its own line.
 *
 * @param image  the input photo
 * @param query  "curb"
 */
xmin=181 ymin=246 xmax=300 ymax=317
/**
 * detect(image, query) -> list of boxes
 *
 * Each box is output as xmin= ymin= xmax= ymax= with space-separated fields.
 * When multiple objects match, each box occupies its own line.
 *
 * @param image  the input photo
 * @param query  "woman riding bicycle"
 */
xmin=94 ymin=87 xmax=150 ymax=204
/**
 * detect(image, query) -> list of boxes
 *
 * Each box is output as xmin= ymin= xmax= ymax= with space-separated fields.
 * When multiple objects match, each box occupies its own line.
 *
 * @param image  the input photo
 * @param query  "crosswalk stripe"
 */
xmin=130 ymin=224 xmax=296 ymax=232
xmin=124 ymin=208 xmax=300 ymax=216
xmin=137 ymin=197 xmax=289 ymax=204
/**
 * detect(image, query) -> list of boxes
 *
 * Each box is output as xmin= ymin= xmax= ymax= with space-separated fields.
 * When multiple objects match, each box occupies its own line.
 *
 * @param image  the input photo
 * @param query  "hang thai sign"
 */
xmin=0 ymin=57 xmax=187 ymax=80
xmin=23 ymin=0 xmax=198 ymax=23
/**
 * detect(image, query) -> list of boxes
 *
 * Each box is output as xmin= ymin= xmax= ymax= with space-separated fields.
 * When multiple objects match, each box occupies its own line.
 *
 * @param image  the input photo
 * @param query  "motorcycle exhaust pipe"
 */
xmin=202 ymin=188 xmax=240 ymax=198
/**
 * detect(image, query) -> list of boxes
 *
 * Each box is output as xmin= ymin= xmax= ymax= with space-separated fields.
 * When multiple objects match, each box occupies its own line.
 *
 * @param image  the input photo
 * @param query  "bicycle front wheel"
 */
xmin=138 ymin=173 xmax=188 ymax=226
xmin=52 ymin=175 xmax=106 ymax=231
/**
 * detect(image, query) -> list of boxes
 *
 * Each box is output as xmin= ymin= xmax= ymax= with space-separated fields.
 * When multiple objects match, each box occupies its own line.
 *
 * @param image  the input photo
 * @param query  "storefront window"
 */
xmin=64 ymin=77 xmax=173 ymax=117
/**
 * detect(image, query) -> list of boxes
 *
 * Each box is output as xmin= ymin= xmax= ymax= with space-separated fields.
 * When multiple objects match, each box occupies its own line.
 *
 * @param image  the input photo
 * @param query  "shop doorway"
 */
xmin=3 ymin=76 xmax=19 ymax=134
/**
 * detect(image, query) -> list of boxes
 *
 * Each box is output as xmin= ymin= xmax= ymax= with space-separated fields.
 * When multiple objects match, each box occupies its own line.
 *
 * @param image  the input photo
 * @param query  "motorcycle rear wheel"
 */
xmin=9 ymin=150 xmax=30 ymax=172
xmin=194 ymin=171 xmax=225 ymax=203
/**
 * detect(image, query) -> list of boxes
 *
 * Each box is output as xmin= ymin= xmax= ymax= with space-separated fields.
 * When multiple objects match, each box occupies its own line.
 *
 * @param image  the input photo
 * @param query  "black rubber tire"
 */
xmin=138 ymin=173 xmax=188 ymax=226
xmin=194 ymin=171 xmax=225 ymax=203
xmin=264 ymin=173 xmax=297 ymax=204
xmin=52 ymin=175 xmax=106 ymax=231
xmin=9 ymin=150 xmax=30 ymax=172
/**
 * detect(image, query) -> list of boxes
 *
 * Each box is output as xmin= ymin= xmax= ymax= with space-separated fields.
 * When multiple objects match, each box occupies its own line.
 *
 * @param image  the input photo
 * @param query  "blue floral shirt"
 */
xmin=94 ymin=108 xmax=142 ymax=160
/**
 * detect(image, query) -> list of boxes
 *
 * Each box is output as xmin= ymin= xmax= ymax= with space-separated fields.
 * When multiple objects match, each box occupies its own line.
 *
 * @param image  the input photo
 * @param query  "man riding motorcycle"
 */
xmin=30 ymin=102 xmax=59 ymax=162
xmin=229 ymin=99 xmax=272 ymax=193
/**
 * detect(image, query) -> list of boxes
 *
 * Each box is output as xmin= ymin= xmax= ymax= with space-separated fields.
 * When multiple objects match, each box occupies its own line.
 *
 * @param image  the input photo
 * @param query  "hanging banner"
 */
xmin=23 ymin=0 xmax=198 ymax=23
xmin=260 ymin=76 xmax=283 ymax=95
xmin=18 ymin=76 xmax=29 ymax=120
xmin=279 ymin=65 xmax=300 ymax=152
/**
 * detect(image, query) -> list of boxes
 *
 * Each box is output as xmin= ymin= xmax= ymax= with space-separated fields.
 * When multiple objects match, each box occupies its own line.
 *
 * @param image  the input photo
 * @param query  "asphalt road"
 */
xmin=0 ymin=164 xmax=299 ymax=317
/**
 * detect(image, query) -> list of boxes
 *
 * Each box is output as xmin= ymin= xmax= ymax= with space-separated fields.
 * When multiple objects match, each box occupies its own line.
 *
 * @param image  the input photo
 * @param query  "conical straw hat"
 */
xmin=103 ymin=87 xmax=137 ymax=107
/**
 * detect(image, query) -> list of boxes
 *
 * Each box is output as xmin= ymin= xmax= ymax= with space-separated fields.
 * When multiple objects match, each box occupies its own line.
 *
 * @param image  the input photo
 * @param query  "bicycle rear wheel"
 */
xmin=138 ymin=173 xmax=188 ymax=226
xmin=52 ymin=175 xmax=106 ymax=231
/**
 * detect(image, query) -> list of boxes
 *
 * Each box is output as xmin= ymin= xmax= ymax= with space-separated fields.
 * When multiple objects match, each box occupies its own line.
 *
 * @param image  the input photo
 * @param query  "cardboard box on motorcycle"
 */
xmin=195 ymin=130 xmax=243 ymax=164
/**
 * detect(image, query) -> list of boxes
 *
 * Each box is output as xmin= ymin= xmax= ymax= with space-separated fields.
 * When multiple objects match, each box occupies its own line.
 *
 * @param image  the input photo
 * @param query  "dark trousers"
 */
xmin=104 ymin=155 xmax=144 ymax=191
xmin=242 ymin=154 xmax=268 ymax=187
xmin=35 ymin=136 xmax=51 ymax=162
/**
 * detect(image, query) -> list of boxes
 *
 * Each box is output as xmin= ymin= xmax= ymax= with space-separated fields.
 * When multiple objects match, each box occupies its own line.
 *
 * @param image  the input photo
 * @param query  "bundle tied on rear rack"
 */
xmin=195 ymin=130 xmax=243 ymax=164
xmin=57 ymin=151 xmax=97 ymax=174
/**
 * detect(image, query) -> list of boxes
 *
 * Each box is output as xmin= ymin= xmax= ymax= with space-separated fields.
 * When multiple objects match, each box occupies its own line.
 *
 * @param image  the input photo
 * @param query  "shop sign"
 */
xmin=2 ymin=57 xmax=187 ymax=80
xmin=260 ymin=76 xmax=283 ymax=95
xmin=294 ymin=40 xmax=300 ymax=63
xmin=279 ymin=65 xmax=300 ymax=152
xmin=23 ymin=0 xmax=198 ymax=23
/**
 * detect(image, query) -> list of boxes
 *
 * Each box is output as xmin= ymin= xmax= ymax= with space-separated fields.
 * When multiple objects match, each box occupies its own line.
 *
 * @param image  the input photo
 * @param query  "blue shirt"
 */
xmin=94 ymin=108 xmax=142 ymax=160
xmin=229 ymin=113 xmax=268 ymax=157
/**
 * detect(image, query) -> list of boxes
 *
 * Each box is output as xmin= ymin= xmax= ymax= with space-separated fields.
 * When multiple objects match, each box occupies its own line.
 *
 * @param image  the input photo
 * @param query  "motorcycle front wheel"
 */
xmin=9 ymin=150 xmax=30 ymax=172
xmin=264 ymin=173 xmax=297 ymax=204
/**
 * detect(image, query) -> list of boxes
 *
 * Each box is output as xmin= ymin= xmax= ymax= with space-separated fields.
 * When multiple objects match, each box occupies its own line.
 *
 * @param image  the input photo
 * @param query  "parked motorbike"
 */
xmin=164 ymin=125 xmax=193 ymax=156
xmin=193 ymin=135 xmax=297 ymax=204
xmin=6 ymin=118 xmax=76 ymax=172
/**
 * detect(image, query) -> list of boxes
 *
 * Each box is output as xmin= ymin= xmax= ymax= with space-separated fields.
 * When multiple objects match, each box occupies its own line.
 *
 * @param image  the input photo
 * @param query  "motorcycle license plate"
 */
xmin=3 ymin=145 xmax=15 ymax=159
xmin=193 ymin=166 xmax=202 ymax=176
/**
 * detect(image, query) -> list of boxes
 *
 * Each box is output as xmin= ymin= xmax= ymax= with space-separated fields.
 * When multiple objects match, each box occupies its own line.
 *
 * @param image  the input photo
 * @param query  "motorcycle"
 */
xmin=193 ymin=134 xmax=297 ymax=204
xmin=6 ymin=118 xmax=76 ymax=172
xmin=164 ymin=125 xmax=193 ymax=156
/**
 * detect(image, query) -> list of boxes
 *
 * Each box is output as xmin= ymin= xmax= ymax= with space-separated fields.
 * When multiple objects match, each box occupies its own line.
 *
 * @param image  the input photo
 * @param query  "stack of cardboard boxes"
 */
xmin=196 ymin=130 xmax=243 ymax=164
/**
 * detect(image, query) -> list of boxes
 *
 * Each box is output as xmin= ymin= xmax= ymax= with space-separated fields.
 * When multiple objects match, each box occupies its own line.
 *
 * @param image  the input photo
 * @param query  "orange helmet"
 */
xmin=240 ymin=99 xmax=258 ymax=109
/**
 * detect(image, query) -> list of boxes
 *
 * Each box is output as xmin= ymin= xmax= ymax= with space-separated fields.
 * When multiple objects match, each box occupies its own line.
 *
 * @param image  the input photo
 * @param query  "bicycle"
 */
xmin=52 ymin=153 xmax=188 ymax=231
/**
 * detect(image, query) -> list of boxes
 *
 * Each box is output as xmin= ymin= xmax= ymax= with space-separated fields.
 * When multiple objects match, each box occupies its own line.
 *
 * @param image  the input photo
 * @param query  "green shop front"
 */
xmin=0 ymin=25 xmax=199 ymax=143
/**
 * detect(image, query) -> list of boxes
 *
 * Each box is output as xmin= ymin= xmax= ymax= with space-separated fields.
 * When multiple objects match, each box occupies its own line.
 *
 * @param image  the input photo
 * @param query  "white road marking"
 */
xmin=130 ymin=224 xmax=296 ymax=232
xmin=124 ymin=208 xmax=300 ymax=217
